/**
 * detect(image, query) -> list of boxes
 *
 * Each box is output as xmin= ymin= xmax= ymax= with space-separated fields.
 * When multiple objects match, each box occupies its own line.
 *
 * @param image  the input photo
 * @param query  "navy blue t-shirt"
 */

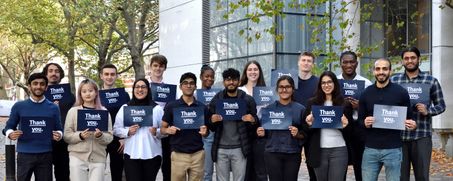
xmin=294 ymin=75 xmax=319 ymax=107
xmin=162 ymin=98 xmax=209 ymax=153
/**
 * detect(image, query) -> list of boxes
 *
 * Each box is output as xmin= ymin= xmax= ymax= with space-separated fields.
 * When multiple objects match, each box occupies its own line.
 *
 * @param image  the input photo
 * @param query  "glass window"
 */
xmin=282 ymin=0 xmax=327 ymax=15
xmin=228 ymin=21 xmax=248 ymax=58
xmin=210 ymin=26 xmax=228 ymax=61
xmin=228 ymin=0 xmax=247 ymax=22
xmin=276 ymin=15 xmax=326 ymax=53
xmin=210 ymin=0 xmax=228 ymax=27
xmin=248 ymin=16 xmax=273 ymax=56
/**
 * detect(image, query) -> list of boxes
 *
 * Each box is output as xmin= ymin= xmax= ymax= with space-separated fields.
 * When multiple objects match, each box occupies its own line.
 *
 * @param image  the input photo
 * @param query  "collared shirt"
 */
xmin=391 ymin=70 xmax=446 ymax=141
xmin=113 ymin=104 xmax=165 ymax=159
xmin=337 ymin=73 xmax=373 ymax=88
xmin=162 ymin=97 xmax=209 ymax=153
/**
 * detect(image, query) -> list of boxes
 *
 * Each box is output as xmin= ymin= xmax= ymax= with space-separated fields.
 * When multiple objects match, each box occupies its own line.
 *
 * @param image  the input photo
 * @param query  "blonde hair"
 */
xmin=75 ymin=79 xmax=104 ymax=110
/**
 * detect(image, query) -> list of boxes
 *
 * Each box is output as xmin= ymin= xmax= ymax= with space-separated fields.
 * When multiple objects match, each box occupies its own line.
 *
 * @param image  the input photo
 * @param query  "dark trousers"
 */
xmin=107 ymin=137 xmax=124 ymax=181
xmin=253 ymin=140 xmax=268 ymax=181
xmin=17 ymin=152 xmax=53 ymax=181
xmin=245 ymin=150 xmax=256 ymax=181
xmin=264 ymin=152 xmax=301 ymax=181
xmin=52 ymin=140 xmax=70 ymax=181
xmin=304 ymin=144 xmax=317 ymax=181
xmin=401 ymin=136 xmax=432 ymax=181
xmin=124 ymin=154 xmax=161 ymax=181
xmin=161 ymin=137 xmax=171 ymax=181
xmin=350 ymin=137 xmax=364 ymax=181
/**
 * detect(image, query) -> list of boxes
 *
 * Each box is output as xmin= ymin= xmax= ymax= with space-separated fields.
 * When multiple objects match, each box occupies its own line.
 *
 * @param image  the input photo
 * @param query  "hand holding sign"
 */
xmin=364 ymin=116 xmax=375 ymax=128
xmin=415 ymin=103 xmax=428 ymax=116
xmin=128 ymin=124 xmax=139 ymax=136
xmin=305 ymin=113 xmax=314 ymax=126
xmin=94 ymin=128 xmax=103 ymax=138
xmin=80 ymin=128 xmax=90 ymax=140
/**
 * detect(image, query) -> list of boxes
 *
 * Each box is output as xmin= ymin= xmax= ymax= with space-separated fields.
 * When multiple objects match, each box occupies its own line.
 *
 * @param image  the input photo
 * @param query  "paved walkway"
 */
xmin=1 ymin=117 xmax=452 ymax=180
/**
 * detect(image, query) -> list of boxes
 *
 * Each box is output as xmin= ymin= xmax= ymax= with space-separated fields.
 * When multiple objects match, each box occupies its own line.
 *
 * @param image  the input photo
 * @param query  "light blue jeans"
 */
xmin=203 ymin=132 xmax=214 ymax=181
xmin=215 ymin=148 xmax=247 ymax=181
xmin=362 ymin=147 xmax=402 ymax=181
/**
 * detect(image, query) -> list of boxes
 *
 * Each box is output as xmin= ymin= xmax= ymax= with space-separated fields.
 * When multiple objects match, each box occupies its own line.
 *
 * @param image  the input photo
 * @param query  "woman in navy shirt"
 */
xmin=256 ymin=75 xmax=308 ymax=181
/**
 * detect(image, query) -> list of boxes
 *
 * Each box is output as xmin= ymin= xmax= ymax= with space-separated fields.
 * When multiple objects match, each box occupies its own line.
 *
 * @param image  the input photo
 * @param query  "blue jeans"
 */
xmin=362 ymin=147 xmax=402 ymax=181
xmin=203 ymin=132 xmax=214 ymax=181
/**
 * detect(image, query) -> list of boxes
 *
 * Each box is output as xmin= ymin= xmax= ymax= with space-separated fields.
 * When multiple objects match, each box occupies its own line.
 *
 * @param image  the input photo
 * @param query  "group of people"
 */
xmin=4 ymin=46 xmax=446 ymax=181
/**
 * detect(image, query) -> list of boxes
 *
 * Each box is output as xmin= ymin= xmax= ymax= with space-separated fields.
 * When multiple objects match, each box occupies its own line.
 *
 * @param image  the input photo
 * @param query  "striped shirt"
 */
xmin=391 ymin=70 xmax=446 ymax=141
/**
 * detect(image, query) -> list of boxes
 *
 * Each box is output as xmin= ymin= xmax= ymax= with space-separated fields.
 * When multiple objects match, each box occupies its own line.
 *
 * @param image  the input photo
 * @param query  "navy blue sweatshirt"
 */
xmin=5 ymin=99 xmax=63 ymax=153
xmin=294 ymin=75 xmax=319 ymax=107
xmin=358 ymin=82 xmax=412 ymax=149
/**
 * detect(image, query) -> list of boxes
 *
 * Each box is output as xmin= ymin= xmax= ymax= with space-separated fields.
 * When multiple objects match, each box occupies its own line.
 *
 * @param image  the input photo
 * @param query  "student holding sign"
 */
xmin=113 ymin=78 xmax=165 ymax=181
xmin=5 ymin=73 xmax=63 ymax=181
xmin=99 ymin=63 xmax=130 ymax=181
xmin=303 ymin=71 xmax=353 ymax=181
xmin=239 ymin=60 xmax=268 ymax=181
xmin=63 ymin=79 xmax=113 ymax=181
xmin=198 ymin=65 xmax=217 ymax=181
xmin=161 ymin=72 xmax=209 ymax=181
xmin=359 ymin=58 xmax=416 ymax=181
xmin=390 ymin=47 xmax=446 ymax=181
xmin=256 ymin=75 xmax=307 ymax=181
xmin=336 ymin=51 xmax=373 ymax=181
xmin=208 ymin=68 xmax=259 ymax=181
xmin=42 ymin=62 xmax=75 ymax=181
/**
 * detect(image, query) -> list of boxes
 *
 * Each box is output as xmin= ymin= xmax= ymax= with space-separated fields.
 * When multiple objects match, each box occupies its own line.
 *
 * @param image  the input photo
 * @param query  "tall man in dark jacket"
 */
xmin=208 ymin=68 xmax=258 ymax=181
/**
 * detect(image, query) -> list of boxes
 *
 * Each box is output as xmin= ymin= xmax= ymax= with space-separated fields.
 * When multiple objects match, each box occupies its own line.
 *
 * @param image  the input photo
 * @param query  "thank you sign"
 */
xmin=253 ymin=87 xmax=278 ymax=106
xmin=311 ymin=106 xmax=343 ymax=129
xmin=77 ymin=110 xmax=109 ymax=131
xmin=151 ymin=83 xmax=177 ymax=103
xmin=99 ymin=88 xmax=130 ymax=108
xmin=339 ymin=80 xmax=365 ymax=99
xmin=123 ymin=106 xmax=153 ymax=127
xmin=373 ymin=104 xmax=407 ymax=130
xmin=20 ymin=117 xmax=54 ymax=141
xmin=196 ymin=88 xmax=221 ymax=105
xmin=271 ymin=69 xmax=299 ymax=89
xmin=45 ymin=83 xmax=72 ymax=103
xmin=399 ymin=83 xmax=430 ymax=107
xmin=173 ymin=107 xmax=205 ymax=129
xmin=216 ymin=99 xmax=246 ymax=121
xmin=260 ymin=107 xmax=292 ymax=130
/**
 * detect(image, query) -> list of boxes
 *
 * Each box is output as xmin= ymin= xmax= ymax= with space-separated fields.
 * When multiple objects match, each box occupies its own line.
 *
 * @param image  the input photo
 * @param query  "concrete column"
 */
xmin=344 ymin=0 xmax=361 ymax=73
xmin=432 ymin=0 xmax=453 ymax=156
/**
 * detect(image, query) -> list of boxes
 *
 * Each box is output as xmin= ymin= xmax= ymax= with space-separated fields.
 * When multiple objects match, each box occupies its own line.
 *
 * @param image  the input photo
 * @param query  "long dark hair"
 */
xmin=311 ymin=71 xmax=344 ymax=106
xmin=239 ymin=60 xmax=266 ymax=87
xmin=128 ymin=78 xmax=157 ymax=107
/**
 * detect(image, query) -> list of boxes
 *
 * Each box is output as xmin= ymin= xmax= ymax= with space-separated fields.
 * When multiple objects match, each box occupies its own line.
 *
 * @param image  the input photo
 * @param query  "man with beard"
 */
xmin=337 ymin=51 xmax=372 ymax=181
xmin=208 ymin=68 xmax=258 ymax=181
xmin=390 ymin=47 xmax=446 ymax=181
xmin=42 ymin=63 xmax=75 ymax=181
xmin=5 ymin=73 xmax=63 ymax=181
xmin=359 ymin=58 xmax=417 ymax=181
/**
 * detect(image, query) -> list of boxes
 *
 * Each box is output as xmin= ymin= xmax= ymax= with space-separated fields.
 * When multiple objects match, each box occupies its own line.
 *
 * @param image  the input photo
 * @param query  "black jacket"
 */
xmin=207 ymin=89 xmax=258 ymax=162
xmin=303 ymin=98 xmax=354 ymax=168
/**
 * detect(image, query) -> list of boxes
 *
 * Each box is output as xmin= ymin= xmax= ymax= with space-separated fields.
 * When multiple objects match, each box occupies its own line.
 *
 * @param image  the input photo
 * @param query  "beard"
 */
xmin=375 ymin=74 xmax=389 ymax=84
xmin=404 ymin=62 xmax=419 ymax=73
xmin=30 ymin=88 xmax=45 ymax=98
xmin=226 ymin=86 xmax=237 ymax=93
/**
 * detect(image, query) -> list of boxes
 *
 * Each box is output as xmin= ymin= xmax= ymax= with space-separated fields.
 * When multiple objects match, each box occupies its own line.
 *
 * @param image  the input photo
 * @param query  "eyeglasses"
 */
xmin=181 ymin=81 xmax=196 ymax=87
xmin=321 ymin=80 xmax=333 ymax=86
xmin=134 ymin=85 xmax=148 ymax=89
xmin=278 ymin=85 xmax=293 ymax=90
